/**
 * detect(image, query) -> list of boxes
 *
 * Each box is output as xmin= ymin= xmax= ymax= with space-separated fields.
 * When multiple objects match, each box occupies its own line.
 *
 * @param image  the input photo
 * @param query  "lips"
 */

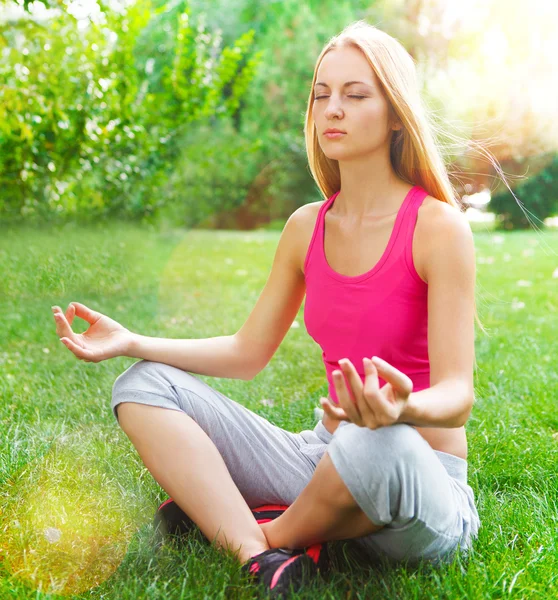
xmin=324 ymin=129 xmax=346 ymax=134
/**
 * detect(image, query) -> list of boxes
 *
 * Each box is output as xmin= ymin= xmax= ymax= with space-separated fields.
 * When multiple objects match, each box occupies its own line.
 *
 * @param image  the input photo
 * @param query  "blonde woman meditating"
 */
xmin=52 ymin=21 xmax=481 ymax=598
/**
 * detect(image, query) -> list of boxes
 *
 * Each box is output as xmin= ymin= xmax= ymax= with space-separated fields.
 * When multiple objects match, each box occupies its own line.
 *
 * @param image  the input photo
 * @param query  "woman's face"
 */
xmin=313 ymin=45 xmax=398 ymax=161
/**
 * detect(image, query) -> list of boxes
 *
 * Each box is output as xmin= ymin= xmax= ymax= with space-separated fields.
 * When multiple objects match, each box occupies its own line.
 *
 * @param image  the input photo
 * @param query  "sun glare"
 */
xmin=418 ymin=0 xmax=558 ymax=156
xmin=1 ymin=427 xmax=151 ymax=595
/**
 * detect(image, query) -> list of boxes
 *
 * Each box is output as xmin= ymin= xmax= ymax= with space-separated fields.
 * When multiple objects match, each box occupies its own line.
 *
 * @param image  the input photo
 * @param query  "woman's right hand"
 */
xmin=52 ymin=302 xmax=134 ymax=363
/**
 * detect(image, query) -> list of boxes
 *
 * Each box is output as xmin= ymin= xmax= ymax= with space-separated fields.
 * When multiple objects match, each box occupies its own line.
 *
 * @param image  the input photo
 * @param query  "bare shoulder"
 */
xmin=419 ymin=195 xmax=473 ymax=238
xmin=415 ymin=195 xmax=474 ymax=282
xmin=419 ymin=194 xmax=466 ymax=218
xmin=289 ymin=201 xmax=325 ymax=275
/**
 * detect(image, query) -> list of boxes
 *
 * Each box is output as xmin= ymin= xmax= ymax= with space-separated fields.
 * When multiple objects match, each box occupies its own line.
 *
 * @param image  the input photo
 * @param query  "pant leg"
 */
xmin=325 ymin=422 xmax=481 ymax=565
xmin=111 ymin=359 xmax=322 ymax=507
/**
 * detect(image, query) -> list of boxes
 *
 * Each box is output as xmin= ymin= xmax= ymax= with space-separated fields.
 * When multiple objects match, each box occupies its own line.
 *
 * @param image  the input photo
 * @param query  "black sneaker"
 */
xmin=153 ymin=500 xmax=290 ymax=548
xmin=153 ymin=498 xmax=195 ymax=548
xmin=241 ymin=546 xmax=325 ymax=598
xmin=249 ymin=505 xmax=331 ymax=576
xmin=302 ymin=540 xmax=330 ymax=573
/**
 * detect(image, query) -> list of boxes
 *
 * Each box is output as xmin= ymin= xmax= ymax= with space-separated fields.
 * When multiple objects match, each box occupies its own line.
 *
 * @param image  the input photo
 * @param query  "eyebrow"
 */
xmin=314 ymin=80 xmax=373 ymax=88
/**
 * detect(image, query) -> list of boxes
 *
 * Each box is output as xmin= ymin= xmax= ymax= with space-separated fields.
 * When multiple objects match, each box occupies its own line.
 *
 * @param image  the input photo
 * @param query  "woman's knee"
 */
xmin=112 ymin=359 xmax=160 ymax=396
xmin=112 ymin=360 xmax=197 ymax=399
xmin=111 ymin=360 xmax=199 ymax=424
xmin=329 ymin=422 xmax=424 ymax=470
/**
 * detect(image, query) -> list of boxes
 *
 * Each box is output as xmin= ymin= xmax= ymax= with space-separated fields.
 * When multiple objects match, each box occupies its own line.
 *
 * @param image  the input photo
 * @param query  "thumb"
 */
xmin=60 ymin=336 xmax=95 ymax=362
xmin=372 ymin=356 xmax=412 ymax=395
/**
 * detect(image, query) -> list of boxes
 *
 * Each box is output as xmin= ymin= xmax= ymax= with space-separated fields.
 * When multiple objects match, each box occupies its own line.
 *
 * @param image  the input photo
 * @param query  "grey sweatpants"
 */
xmin=111 ymin=360 xmax=481 ymax=566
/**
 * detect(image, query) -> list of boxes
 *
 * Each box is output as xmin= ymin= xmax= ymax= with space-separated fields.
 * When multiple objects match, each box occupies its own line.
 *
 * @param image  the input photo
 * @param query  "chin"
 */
xmin=321 ymin=147 xmax=351 ymax=160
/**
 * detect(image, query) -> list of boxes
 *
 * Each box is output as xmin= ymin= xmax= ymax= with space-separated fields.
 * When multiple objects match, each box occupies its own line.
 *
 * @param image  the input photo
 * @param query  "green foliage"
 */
xmin=153 ymin=0 xmax=379 ymax=225
xmin=118 ymin=0 xmax=378 ymax=228
xmin=15 ymin=0 xmax=50 ymax=11
xmin=152 ymin=117 xmax=264 ymax=229
xmin=0 ymin=0 xmax=262 ymax=221
xmin=490 ymin=153 xmax=558 ymax=230
xmin=4 ymin=0 xmax=557 ymax=229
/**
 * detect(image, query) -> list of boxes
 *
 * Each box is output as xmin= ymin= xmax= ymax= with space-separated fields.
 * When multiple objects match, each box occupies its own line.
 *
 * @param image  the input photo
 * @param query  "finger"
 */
xmin=332 ymin=367 xmax=362 ymax=424
xmin=338 ymin=359 xmax=362 ymax=403
xmin=360 ymin=357 xmax=381 ymax=426
xmin=362 ymin=357 xmax=380 ymax=395
xmin=53 ymin=309 xmax=75 ymax=340
xmin=60 ymin=337 xmax=95 ymax=362
xmin=339 ymin=357 xmax=374 ymax=427
xmin=70 ymin=302 xmax=102 ymax=324
xmin=66 ymin=302 xmax=76 ymax=327
xmin=319 ymin=397 xmax=348 ymax=421
xmin=372 ymin=356 xmax=413 ymax=396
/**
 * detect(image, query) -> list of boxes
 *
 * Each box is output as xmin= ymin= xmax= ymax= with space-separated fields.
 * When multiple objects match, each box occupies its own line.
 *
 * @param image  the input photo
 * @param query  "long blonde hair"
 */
xmin=303 ymin=20 xmax=505 ymax=340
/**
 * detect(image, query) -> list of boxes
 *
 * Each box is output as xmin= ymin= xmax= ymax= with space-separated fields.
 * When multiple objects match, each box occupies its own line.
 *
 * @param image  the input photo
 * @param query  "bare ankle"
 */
xmin=237 ymin=541 xmax=270 ymax=565
xmin=258 ymin=520 xmax=283 ymax=549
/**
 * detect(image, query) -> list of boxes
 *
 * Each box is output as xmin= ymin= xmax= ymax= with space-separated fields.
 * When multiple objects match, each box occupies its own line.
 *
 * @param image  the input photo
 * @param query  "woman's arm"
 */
xmin=53 ymin=302 xmax=258 ymax=380
xmin=126 ymin=333 xmax=256 ymax=380
xmin=401 ymin=199 xmax=476 ymax=428
xmin=400 ymin=379 xmax=474 ymax=428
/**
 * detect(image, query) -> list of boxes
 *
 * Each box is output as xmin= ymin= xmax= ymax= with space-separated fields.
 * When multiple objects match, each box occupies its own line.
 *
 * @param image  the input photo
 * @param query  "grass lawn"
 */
xmin=0 ymin=220 xmax=557 ymax=599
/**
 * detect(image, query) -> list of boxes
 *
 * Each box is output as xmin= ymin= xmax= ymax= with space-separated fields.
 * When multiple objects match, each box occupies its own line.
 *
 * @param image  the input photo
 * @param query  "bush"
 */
xmin=0 ymin=0 xmax=262 ymax=222
xmin=152 ymin=116 xmax=264 ymax=229
xmin=490 ymin=153 xmax=558 ymax=230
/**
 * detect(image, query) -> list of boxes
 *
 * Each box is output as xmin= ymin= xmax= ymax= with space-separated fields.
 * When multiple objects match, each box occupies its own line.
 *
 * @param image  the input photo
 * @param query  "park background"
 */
xmin=1 ymin=0 xmax=557 ymax=598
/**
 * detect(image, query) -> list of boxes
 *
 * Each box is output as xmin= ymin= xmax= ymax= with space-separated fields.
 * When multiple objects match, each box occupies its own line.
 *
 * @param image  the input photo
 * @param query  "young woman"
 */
xmin=52 ymin=20 xmax=482 ymax=598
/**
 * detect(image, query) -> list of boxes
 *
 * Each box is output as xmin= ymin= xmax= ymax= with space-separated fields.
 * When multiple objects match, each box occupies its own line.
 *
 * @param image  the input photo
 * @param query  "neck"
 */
xmin=334 ymin=148 xmax=412 ymax=219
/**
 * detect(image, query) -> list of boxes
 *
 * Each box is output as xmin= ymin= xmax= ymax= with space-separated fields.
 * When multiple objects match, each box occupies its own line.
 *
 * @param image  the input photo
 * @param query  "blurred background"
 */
xmin=1 ymin=0 xmax=558 ymax=232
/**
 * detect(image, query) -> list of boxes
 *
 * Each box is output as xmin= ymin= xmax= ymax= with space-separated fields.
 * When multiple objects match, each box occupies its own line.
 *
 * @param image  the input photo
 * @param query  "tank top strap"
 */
xmin=401 ymin=186 xmax=429 ymax=285
xmin=303 ymin=190 xmax=340 ymax=276
xmin=318 ymin=191 xmax=340 ymax=232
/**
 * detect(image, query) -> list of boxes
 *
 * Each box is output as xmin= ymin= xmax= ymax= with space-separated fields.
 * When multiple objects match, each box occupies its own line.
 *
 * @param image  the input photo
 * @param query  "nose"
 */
xmin=323 ymin=96 xmax=344 ymax=120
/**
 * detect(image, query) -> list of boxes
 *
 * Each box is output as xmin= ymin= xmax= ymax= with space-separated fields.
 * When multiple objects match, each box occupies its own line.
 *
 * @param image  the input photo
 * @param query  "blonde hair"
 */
xmin=303 ymin=20 xmax=507 ymax=342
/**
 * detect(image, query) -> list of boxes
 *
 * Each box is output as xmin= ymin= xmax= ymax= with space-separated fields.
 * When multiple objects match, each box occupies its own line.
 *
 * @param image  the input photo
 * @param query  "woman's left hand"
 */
xmin=320 ymin=356 xmax=413 ymax=430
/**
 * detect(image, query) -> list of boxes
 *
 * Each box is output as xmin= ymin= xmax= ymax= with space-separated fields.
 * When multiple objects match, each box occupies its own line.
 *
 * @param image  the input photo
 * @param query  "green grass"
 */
xmin=1 ymin=220 xmax=557 ymax=599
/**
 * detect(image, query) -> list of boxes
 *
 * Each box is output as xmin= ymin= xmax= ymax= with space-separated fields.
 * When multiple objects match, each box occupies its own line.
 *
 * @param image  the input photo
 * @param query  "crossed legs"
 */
xmin=116 ymin=402 xmax=382 ymax=564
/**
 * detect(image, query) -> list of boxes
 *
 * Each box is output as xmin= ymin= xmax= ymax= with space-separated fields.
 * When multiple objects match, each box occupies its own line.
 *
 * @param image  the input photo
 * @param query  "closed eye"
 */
xmin=314 ymin=95 xmax=366 ymax=100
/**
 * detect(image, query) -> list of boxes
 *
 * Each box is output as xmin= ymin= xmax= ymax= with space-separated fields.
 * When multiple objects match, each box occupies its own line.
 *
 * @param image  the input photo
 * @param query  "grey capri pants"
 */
xmin=111 ymin=359 xmax=481 ymax=566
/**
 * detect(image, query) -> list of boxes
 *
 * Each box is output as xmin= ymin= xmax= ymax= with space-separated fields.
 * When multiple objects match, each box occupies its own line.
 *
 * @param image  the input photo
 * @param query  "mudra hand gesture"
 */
xmin=320 ymin=356 xmax=413 ymax=430
xmin=52 ymin=302 xmax=133 ymax=363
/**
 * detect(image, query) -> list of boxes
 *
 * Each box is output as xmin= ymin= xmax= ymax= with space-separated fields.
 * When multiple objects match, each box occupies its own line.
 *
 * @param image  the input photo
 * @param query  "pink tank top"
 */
xmin=303 ymin=185 xmax=430 ymax=404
